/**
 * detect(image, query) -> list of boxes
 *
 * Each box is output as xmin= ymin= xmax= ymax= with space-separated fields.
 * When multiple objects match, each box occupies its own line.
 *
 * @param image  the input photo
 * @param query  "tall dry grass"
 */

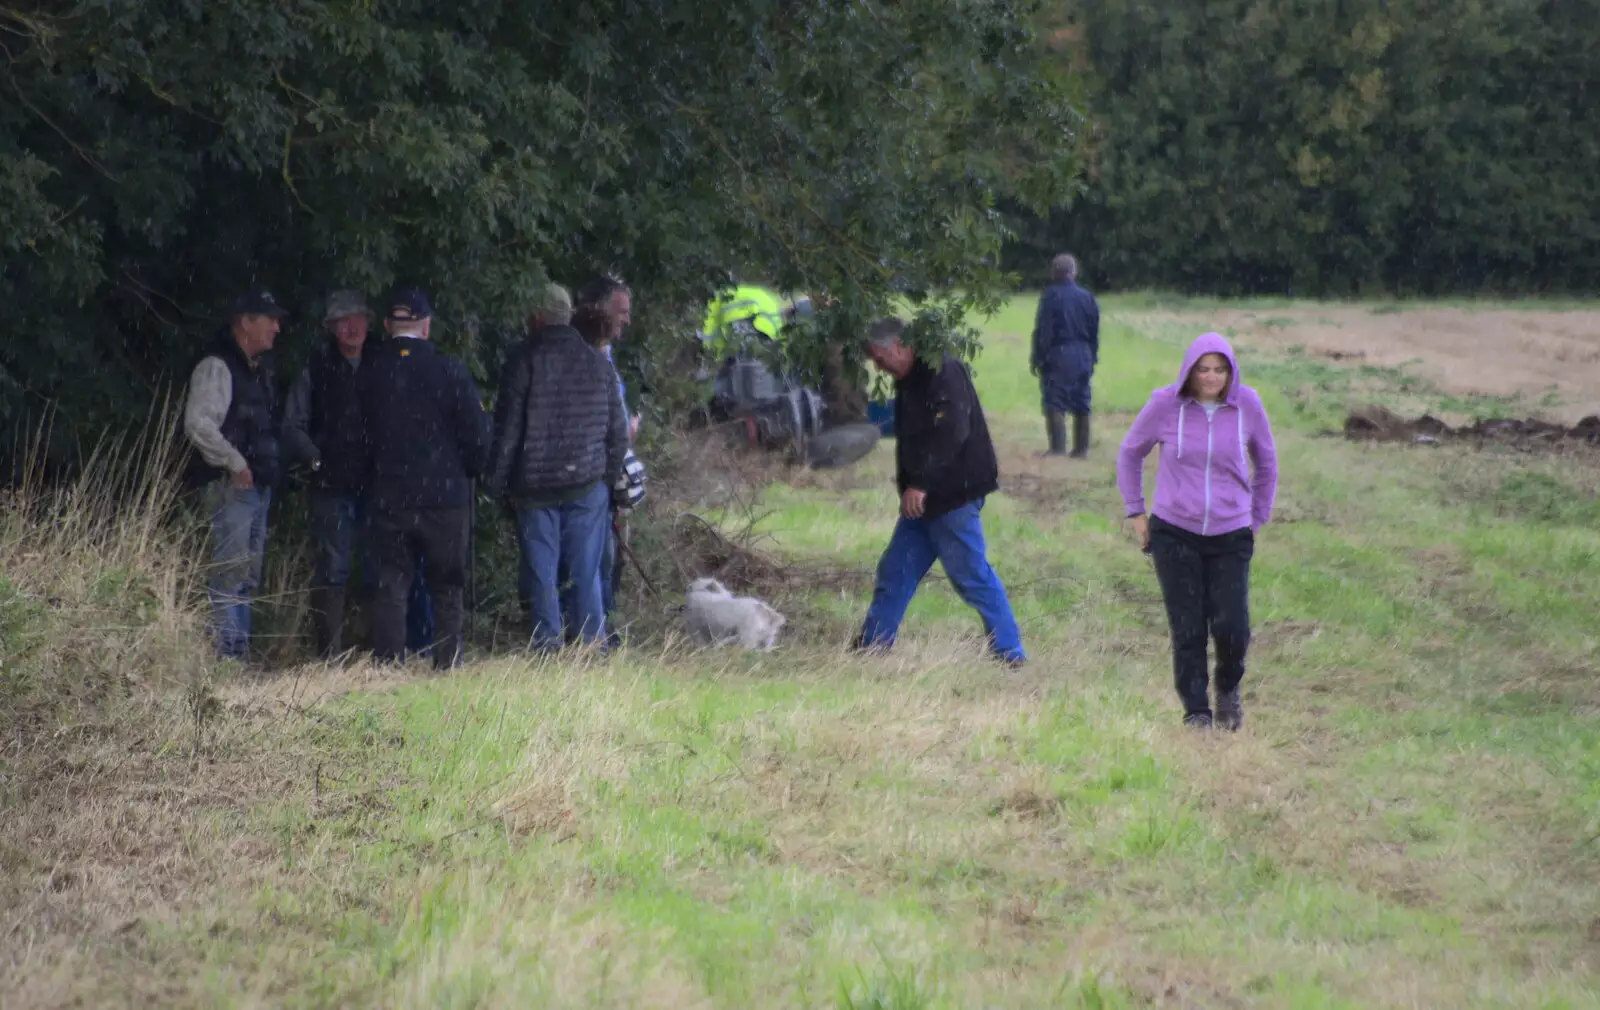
xmin=0 ymin=406 xmax=212 ymax=746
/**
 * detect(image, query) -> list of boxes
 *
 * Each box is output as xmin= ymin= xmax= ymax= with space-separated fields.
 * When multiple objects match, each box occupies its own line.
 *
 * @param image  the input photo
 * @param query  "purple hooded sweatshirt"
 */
xmin=1116 ymin=333 xmax=1279 ymax=536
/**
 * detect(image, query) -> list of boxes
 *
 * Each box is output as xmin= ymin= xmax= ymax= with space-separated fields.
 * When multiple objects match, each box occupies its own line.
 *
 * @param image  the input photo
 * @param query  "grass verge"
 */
xmin=3 ymin=298 xmax=1598 ymax=1008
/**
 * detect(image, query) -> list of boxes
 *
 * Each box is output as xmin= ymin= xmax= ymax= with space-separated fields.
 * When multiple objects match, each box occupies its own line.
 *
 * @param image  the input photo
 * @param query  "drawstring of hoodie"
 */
xmin=1176 ymin=401 xmax=1185 ymax=459
xmin=1237 ymin=406 xmax=1247 ymax=468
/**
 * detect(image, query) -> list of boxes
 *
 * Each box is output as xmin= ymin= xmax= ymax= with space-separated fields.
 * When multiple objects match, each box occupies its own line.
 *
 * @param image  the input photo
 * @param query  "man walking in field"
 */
xmin=854 ymin=318 xmax=1026 ymax=666
xmin=182 ymin=286 xmax=288 ymax=661
xmin=1031 ymin=253 xmax=1100 ymax=458
xmin=359 ymin=288 xmax=490 ymax=670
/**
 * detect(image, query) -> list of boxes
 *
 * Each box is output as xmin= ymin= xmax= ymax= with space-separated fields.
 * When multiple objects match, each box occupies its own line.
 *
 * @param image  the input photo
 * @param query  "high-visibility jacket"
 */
xmin=702 ymin=285 xmax=786 ymax=355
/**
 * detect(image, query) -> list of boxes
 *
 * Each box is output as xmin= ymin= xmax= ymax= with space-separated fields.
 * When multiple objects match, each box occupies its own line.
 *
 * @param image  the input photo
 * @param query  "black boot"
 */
xmin=1215 ymin=689 xmax=1244 ymax=732
xmin=1041 ymin=411 xmax=1068 ymax=456
xmin=309 ymin=585 xmax=346 ymax=660
xmin=1069 ymin=414 xmax=1090 ymax=459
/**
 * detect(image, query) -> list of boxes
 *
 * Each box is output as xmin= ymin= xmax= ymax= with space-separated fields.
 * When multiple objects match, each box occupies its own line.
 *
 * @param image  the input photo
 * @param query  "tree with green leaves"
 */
xmin=1010 ymin=0 xmax=1600 ymax=296
xmin=1 ymin=0 xmax=1081 ymax=472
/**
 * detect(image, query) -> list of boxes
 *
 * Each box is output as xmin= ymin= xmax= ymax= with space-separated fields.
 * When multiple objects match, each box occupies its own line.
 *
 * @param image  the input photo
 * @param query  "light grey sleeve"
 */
xmin=182 ymin=357 xmax=247 ymax=474
xmin=282 ymin=366 xmax=319 ymax=464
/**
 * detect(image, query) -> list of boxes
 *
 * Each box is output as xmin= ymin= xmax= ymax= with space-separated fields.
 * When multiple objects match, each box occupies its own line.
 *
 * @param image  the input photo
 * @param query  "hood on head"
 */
xmin=1176 ymin=332 xmax=1242 ymax=403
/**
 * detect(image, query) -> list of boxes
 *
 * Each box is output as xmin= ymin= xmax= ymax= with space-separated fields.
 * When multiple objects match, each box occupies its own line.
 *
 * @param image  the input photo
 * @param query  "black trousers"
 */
xmin=1148 ymin=516 xmax=1254 ymax=717
xmin=370 ymin=506 xmax=468 ymax=669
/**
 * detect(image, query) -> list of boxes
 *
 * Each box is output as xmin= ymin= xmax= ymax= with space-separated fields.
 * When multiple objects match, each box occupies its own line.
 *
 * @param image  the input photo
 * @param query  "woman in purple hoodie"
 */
xmin=1116 ymin=333 xmax=1279 ymax=731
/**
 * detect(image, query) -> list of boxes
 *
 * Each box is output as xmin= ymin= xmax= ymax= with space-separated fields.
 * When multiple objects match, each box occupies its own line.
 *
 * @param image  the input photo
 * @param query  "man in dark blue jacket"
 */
xmin=1030 ymin=253 xmax=1100 ymax=458
xmin=284 ymin=290 xmax=436 ymax=660
xmin=359 ymin=288 xmax=490 ymax=669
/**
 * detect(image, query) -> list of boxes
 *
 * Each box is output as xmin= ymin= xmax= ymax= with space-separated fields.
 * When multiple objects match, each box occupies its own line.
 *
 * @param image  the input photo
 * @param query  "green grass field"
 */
xmin=5 ymin=296 xmax=1599 ymax=1008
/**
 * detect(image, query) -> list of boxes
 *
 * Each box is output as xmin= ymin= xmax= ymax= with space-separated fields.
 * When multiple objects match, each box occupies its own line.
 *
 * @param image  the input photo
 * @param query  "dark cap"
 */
xmin=229 ymin=286 xmax=289 ymax=320
xmin=386 ymin=287 xmax=433 ymax=321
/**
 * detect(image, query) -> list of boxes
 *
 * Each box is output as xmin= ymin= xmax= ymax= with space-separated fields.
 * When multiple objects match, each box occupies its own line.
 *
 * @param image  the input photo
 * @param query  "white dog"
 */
xmin=683 ymin=577 xmax=786 ymax=651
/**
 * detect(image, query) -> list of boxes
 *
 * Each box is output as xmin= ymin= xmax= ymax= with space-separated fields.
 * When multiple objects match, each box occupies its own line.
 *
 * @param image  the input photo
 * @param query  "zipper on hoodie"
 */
xmin=1202 ymin=406 xmax=1215 ymax=535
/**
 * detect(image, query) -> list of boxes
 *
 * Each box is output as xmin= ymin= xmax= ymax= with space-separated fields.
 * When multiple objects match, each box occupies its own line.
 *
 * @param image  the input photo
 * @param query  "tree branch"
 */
xmin=4 ymin=72 xmax=119 ymax=182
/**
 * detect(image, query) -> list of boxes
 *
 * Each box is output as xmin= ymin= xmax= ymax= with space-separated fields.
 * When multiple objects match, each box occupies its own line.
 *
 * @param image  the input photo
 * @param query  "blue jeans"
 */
xmin=309 ymin=491 xmax=435 ymax=655
xmin=561 ymin=514 xmax=617 ymax=639
xmin=515 ymin=482 xmax=610 ymax=649
xmin=858 ymin=497 xmax=1025 ymax=662
xmin=206 ymin=483 xmax=272 ymax=660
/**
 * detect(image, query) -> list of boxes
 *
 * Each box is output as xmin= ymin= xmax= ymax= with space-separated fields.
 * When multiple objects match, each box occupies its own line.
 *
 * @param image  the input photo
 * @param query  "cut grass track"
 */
xmin=3 ymin=296 xmax=1598 ymax=1008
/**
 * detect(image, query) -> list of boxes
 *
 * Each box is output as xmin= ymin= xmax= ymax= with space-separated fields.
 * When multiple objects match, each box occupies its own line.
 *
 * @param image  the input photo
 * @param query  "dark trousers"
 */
xmin=370 ymin=506 xmax=468 ymax=669
xmin=1041 ymin=341 xmax=1094 ymax=415
xmin=309 ymin=490 xmax=435 ymax=653
xmin=1148 ymin=516 xmax=1254 ymax=717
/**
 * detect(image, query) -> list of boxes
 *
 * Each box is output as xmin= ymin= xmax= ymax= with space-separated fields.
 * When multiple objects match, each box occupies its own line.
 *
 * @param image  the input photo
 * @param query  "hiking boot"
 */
xmin=1183 ymin=712 xmax=1213 ymax=731
xmin=1216 ymin=689 xmax=1244 ymax=732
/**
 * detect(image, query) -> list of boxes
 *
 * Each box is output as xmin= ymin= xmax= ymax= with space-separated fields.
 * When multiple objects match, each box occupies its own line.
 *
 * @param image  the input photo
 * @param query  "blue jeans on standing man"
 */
xmin=857 ymin=497 xmax=1026 ymax=664
xmin=515 ymin=481 xmax=611 ymax=650
xmin=559 ymin=512 xmax=618 ymax=643
xmin=206 ymin=483 xmax=272 ymax=661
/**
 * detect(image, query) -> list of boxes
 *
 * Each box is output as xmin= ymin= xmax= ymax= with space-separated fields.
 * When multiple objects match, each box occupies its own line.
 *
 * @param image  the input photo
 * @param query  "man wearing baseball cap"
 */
xmin=359 ymin=287 xmax=489 ymax=669
xmin=182 ymin=285 xmax=288 ymax=661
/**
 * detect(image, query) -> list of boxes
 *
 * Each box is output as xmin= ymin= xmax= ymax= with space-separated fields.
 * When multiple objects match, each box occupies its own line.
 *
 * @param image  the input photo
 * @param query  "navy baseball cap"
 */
xmin=386 ymin=287 xmax=433 ymax=321
xmin=229 ymin=286 xmax=289 ymax=319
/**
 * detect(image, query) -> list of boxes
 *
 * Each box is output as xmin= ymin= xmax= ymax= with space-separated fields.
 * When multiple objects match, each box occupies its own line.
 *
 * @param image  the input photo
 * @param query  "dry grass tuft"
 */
xmin=1 ymin=411 xmax=211 ymax=747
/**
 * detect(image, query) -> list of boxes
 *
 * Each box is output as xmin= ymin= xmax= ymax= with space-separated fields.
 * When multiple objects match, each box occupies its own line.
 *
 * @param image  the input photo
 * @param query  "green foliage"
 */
xmin=1009 ymin=0 xmax=1600 ymax=296
xmin=1 ymin=0 xmax=1080 ymax=469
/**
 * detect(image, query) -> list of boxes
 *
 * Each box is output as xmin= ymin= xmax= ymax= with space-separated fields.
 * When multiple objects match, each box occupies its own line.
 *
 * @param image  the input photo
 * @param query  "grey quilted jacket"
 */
xmin=487 ymin=325 xmax=626 ymax=496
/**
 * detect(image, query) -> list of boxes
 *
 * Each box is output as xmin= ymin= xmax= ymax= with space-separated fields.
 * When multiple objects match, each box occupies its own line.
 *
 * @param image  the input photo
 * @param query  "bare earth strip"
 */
xmin=1141 ymin=306 xmax=1600 ymax=423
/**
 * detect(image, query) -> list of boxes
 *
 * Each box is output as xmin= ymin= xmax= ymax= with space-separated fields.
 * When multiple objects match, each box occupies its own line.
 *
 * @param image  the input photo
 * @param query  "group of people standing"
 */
xmin=854 ymin=254 xmax=1278 ymax=729
xmin=183 ymin=255 xmax=1280 ymax=731
xmin=181 ymin=277 xmax=642 ymax=670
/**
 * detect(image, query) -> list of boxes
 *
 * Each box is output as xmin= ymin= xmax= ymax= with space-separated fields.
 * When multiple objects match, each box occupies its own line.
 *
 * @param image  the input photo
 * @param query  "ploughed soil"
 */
xmin=1344 ymin=404 xmax=1600 ymax=449
xmin=1165 ymin=305 xmax=1600 ymax=423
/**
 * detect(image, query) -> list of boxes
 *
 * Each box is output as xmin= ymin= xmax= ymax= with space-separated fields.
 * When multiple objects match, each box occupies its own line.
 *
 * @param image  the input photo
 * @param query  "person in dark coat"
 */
xmin=284 ymin=290 xmax=435 ymax=660
xmin=182 ymin=286 xmax=287 ymax=661
xmin=358 ymin=288 xmax=490 ymax=670
xmin=487 ymin=284 xmax=628 ymax=651
xmin=1030 ymin=253 xmax=1100 ymax=458
xmin=853 ymin=318 xmax=1026 ymax=666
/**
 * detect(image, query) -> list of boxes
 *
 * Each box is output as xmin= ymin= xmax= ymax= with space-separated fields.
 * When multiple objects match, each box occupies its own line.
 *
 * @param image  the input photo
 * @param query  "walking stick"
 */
xmin=467 ymin=478 xmax=478 ymax=636
xmin=614 ymin=517 xmax=664 ymax=600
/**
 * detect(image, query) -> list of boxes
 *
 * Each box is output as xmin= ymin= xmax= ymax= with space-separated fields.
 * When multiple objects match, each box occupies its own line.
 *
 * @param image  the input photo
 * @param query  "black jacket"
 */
xmin=893 ymin=355 xmax=999 ymax=519
xmin=183 ymin=331 xmax=281 ymax=489
xmin=358 ymin=337 xmax=490 ymax=510
xmin=487 ymin=325 xmax=627 ymax=497
xmin=304 ymin=341 xmax=368 ymax=493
